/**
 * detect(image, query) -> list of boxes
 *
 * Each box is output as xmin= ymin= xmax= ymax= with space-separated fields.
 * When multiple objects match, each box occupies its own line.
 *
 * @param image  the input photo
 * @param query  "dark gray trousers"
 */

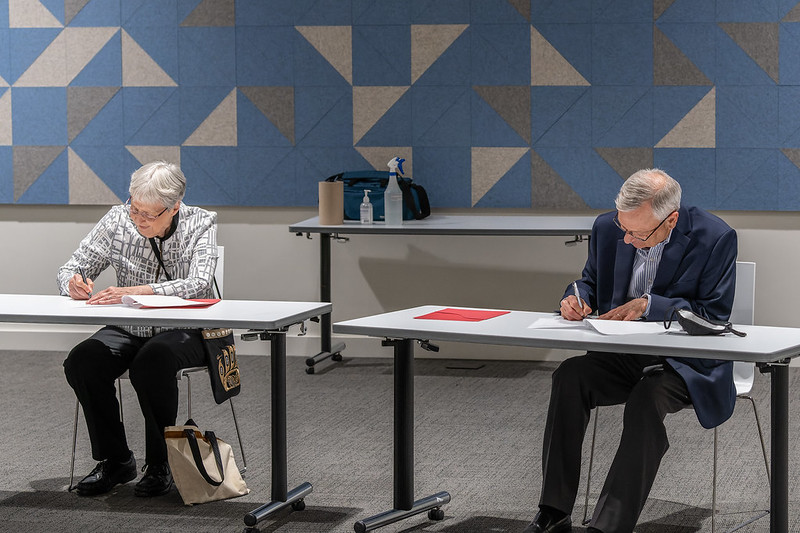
xmin=63 ymin=326 xmax=206 ymax=466
xmin=539 ymin=351 xmax=691 ymax=533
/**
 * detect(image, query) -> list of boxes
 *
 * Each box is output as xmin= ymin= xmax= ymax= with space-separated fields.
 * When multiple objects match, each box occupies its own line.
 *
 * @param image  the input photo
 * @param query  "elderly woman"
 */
xmin=58 ymin=161 xmax=218 ymax=498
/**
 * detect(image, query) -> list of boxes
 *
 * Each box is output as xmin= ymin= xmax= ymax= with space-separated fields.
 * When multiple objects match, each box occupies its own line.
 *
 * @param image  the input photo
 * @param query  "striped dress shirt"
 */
xmin=627 ymin=231 xmax=672 ymax=318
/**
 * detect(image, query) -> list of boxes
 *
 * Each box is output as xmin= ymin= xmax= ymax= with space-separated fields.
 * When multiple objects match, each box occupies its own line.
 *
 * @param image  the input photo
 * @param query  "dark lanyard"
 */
xmin=148 ymin=237 xmax=172 ymax=281
xmin=148 ymin=237 xmax=222 ymax=298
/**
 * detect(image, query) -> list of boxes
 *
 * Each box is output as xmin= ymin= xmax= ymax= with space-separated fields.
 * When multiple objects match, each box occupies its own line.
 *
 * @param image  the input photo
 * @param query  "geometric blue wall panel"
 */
xmin=592 ymin=24 xmax=653 ymax=85
xmin=352 ymin=25 xmax=410 ymax=86
xmin=470 ymin=24 xmax=530 ymax=85
xmin=3 ymin=0 xmax=800 ymax=212
xmin=654 ymin=148 xmax=716 ymax=208
xmin=12 ymin=88 xmax=67 ymax=145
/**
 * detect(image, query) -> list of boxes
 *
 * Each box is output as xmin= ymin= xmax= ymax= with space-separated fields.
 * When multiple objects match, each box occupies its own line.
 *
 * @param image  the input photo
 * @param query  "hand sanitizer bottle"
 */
xmin=384 ymin=157 xmax=405 ymax=225
xmin=360 ymin=189 xmax=373 ymax=225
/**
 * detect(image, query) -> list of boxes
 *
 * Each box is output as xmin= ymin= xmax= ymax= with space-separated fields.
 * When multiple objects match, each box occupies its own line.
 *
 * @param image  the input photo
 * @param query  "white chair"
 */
xmin=68 ymin=246 xmax=246 ymax=490
xmin=582 ymin=261 xmax=769 ymax=532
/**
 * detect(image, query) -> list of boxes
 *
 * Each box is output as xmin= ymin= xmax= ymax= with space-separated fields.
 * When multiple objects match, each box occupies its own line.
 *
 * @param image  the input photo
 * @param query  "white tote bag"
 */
xmin=165 ymin=420 xmax=249 ymax=505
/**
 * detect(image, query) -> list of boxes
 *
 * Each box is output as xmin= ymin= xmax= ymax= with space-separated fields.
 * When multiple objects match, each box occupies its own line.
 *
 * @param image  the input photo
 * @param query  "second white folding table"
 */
xmin=289 ymin=214 xmax=596 ymax=373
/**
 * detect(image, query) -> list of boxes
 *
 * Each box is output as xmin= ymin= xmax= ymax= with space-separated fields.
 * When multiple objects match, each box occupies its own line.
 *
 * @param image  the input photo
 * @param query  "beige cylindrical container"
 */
xmin=318 ymin=181 xmax=344 ymax=225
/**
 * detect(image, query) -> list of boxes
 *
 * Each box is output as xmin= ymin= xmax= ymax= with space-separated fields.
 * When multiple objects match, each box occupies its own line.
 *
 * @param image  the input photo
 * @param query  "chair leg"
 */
xmin=742 ymin=395 xmax=770 ymax=484
xmin=68 ymin=399 xmax=80 ymax=491
xmin=712 ymin=427 xmax=718 ymax=533
xmin=228 ymin=398 xmax=247 ymax=475
xmin=186 ymin=374 xmax=193 ymax=420
xmin=582 ymin=409 xmax=599 ymax=526
xmin=179 ymin=371 xmax=246 ymax=475
xmin=714 ymin=396 xmax=771 ymax=533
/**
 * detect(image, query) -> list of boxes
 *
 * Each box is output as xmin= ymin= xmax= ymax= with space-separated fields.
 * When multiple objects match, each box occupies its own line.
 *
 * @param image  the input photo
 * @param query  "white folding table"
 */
xmin=334 ymin=305 xmax=800 ymax=533
xmin=290 ymin=215 xmax=595 ymax=373
xmin=0 ymin=294 xmax=331 ymax=530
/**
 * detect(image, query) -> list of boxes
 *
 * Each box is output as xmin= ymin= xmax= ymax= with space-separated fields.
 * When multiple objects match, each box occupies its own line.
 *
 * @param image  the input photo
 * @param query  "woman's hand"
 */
xmin=68 ymin=273 xmax=94 ymax=300
xmin=87 ymin=285 xmax=154 ymax=305
xmin=598 ymin=298 xmax=648 ymax=321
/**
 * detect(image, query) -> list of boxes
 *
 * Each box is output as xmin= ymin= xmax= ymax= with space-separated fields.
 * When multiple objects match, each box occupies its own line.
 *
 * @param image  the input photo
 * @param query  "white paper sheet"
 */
xmin=584 ymin=319 xmax=671 ymax=335
xmin=527 ymin=316 xmax=587 ymax=329
xmin=528 ymin=315 xmax=673 ymax=335
xmin=121 ymin=295 xmax=211 ymax=309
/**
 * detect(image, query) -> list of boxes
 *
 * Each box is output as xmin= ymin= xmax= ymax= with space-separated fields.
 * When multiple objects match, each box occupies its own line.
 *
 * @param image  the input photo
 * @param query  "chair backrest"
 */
xmin=215 ymin=245 xmax=224 ymax=298
xmin=729 ymin=261 xmax=755 ymax=325
xmin=730 ymin=261 xmax=756 ymax=395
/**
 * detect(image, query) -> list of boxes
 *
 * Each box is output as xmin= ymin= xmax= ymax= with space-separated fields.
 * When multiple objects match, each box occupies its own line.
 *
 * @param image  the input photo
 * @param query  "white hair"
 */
xmin=615 ymin=168 xmax=681 ymax=219
xmin=129 ymin=161 xmax=186 ymax=208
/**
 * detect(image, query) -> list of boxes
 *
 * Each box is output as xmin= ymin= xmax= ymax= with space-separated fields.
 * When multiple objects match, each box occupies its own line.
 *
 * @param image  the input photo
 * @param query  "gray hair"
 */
xmin=128 ymin=161 xmax=186 ymax=208
xmin=615 ymin=168 xmax=681 ymax=219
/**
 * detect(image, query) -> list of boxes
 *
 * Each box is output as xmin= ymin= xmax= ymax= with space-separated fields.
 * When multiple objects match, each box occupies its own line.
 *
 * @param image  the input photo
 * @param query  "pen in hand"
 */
xmin=78 ymin=266 xmax=92 ymax=297
xmin=572 ymin=281 xmax=584 ymax=315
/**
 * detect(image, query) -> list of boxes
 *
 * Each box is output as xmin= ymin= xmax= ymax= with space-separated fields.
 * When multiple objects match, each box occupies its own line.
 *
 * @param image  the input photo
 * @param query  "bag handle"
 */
xmin=184 ymin=428 xmax=225 ymax=486
xmin=398 ymin=180 xmax=430 ymax=220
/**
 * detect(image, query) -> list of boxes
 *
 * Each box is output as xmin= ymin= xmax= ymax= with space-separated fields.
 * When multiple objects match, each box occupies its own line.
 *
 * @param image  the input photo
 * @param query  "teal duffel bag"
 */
xmin=325 ymin=171 xmax=431 ymax=221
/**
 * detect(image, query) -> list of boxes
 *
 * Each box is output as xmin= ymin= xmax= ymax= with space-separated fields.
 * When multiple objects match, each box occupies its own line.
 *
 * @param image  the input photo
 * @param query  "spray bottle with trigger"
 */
xmin=384 ymin=157 xmax=405 ymax=225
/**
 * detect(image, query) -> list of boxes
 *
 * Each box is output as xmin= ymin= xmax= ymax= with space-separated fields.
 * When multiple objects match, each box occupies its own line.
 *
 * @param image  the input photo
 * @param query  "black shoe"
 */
xmin=75 ymin=453 xmax=137 ymax=496
xmin=586 ymin=529 xmax=603 ymax=533
xmin=134 ymin=462 xmax=173 ymax=497
xmin=522 ymin=509 xmax=572 ymax=533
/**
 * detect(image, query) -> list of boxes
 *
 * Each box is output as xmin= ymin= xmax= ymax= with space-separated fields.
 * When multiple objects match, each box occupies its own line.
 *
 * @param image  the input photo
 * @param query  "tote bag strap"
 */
xmin=184 ymin=428 xmax=225 ymax=486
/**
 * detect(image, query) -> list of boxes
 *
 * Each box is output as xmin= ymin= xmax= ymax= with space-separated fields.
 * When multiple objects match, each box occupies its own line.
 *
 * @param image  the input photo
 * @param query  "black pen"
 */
xmin=78 ymin=266 xmax=92 ymax=297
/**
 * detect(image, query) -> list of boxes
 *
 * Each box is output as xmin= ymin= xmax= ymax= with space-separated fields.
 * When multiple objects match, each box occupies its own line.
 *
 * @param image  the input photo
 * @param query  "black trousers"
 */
xmin=63 ymin=326 xmax=206 ymax=466
xmin=539 ymin=352 xmax=691 ymax=533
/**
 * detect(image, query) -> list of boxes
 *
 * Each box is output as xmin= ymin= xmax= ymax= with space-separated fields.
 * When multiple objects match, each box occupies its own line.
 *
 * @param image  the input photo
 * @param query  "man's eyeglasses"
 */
xmin=125 ymin=197 xmax=169 ymax=222
xmin=613 ymin=210 xmax=676 ymax=242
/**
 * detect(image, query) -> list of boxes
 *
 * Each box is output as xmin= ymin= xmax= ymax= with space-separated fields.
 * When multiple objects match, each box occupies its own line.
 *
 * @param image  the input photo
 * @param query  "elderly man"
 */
xmin=525 ymin=169 xmax=738 ymax=533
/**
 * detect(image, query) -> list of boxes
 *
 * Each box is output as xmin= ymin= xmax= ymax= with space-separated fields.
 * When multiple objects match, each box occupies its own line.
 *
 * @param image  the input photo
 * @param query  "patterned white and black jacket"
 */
xmin=57 ymin=203 xmax=218 ymax=337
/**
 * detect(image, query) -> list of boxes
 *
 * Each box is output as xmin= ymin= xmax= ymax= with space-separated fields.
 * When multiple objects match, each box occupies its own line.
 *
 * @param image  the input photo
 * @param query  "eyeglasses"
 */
xmin=125 ymin=197 xmax=169 ymax=222
xmin=613 ymin=210 xmax=676 ymax=242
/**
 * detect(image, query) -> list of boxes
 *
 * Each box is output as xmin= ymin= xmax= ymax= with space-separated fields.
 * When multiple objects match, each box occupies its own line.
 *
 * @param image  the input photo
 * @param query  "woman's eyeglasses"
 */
xmin=613 ymin=210 xmax=675 ymax=242
xmin=125 ymin=197 xmax=168 ymax=222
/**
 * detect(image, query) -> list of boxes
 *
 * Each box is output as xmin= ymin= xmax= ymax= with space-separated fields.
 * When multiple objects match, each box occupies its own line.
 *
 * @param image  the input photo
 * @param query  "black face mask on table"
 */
xmin=664 ymin=307 xmax=747 ymax=337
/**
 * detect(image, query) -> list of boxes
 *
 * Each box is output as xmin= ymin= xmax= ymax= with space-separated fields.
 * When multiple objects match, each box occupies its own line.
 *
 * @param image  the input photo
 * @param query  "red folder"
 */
xmin=414 ymin=307 xmax=510 ymax=322
xmin=184 ymin=299 xmax=221 ymax=308
xmin=133 ymin=298 xmax=220 ymax=309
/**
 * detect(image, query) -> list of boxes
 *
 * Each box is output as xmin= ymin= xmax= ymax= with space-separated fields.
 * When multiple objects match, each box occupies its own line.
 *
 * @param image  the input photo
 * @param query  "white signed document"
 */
xmin=528 ymin=315 xmax=675 ymax=335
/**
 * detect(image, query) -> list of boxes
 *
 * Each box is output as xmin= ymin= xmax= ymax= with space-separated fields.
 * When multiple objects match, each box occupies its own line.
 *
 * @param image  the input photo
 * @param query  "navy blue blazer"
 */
xmin=565 ymin=206 xmax=738 ymax=429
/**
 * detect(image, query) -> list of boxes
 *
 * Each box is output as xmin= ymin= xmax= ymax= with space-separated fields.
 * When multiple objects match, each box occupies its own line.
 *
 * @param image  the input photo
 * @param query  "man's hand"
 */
xmin=598 ymin=297 xmax=648 ymax=321
xmin=87 ymin=285 xmax=154 ymax=305
xmin=560 ymin=294 xmax=593 ymax=321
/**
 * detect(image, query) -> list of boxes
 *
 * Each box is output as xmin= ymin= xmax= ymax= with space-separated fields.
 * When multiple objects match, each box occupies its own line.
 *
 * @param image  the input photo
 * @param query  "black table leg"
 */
xmin=244 ymin=331 xmax=312 ymax=529
xmin=305 ymin=232 xmax=345 ymax=374
xmin=353 ymin=338 xmax=450 ymax=533
xmin=770 ymin=362 xmax=789 ymax=533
